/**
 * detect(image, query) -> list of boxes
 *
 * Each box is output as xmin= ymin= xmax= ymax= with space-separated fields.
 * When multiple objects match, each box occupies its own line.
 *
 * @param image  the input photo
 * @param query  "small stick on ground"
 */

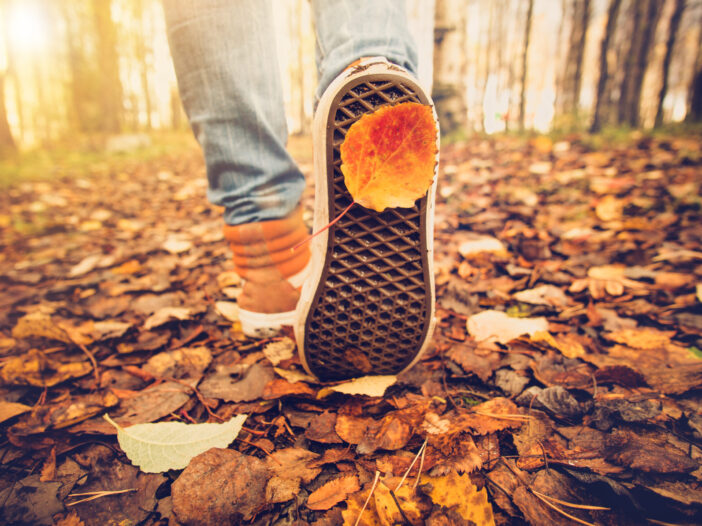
xmin=354 ymin=470 xmax=381 ymax=526
xmin=395 ymin=438 xmax=427 ymax=492
xmin=67 ymin=488 xmax=136 ymax=506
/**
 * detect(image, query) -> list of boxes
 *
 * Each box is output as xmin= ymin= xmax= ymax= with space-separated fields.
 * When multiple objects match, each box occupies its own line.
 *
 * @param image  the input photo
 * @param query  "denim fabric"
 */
xmin=164 ymin=0 xmax=418 ymax=226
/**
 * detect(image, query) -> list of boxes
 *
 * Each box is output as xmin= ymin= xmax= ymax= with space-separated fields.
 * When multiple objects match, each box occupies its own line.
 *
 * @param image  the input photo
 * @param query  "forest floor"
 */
xmin=1 ymin=131 xmax=701 ymax=525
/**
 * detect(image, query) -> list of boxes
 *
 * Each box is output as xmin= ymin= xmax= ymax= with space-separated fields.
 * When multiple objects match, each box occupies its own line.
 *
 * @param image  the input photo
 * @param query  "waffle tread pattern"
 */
xmin=303 ymin=76 xmax=432 ymax=380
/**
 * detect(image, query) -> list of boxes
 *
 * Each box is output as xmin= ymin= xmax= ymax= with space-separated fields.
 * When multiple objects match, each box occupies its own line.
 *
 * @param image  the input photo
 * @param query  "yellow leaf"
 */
xmin=340 ymin=103 xmax=438 ymax=212
xmin=420 ymin=471 xmax=495 ymax=526
xmin=531 ymin=331 xmax=585 ymax=359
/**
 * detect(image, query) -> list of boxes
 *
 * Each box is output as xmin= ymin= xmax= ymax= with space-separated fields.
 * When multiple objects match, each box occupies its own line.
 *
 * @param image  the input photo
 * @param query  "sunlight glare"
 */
xmin=7 ymin=2 xmax=48 ymax=54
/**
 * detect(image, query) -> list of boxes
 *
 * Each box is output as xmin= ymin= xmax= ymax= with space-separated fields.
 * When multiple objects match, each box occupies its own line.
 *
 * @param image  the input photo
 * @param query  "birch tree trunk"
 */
xmin=591 ymin=0 xmax=622 ymax=132
xmin=432 ymin=0 xmax=468 ymax=135
xmin=519 ymin=0 xmax=534 ymax=131
xmin=557 ymin=0 xmax=591 ymax=117
xmin=0 ymin=72 xmax=16 ymax=155
xmin=655 ymin=0 xmax=686 ymax=127
xmin=93 ymin=0 xmax=123 ymax=133
xmin=618 ymin=0 xmax=663 ymax=127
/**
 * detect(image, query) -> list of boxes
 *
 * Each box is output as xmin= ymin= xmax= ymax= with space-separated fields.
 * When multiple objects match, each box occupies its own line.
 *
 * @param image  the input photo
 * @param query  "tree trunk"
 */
xmin=655 ymin=0 xmax=686 ymax=127
xmin=432 ymin=0 xmax=468 ymax=135
xmin=0 ymin=72 xmax=16 ymax=155
xmin=519 ymin=0 xmax=534 ymax=131
xmin=591 ymin=0 xmax=621 ymax=132
xmin=558 ymin=0 xmax=591 ymax=117
xmin=93 ymin=0 xmax=123 ymax=133
xmin=618 ymin=0 xmax=663 ymax=127
xmin=688 ymin=33 xmax=702 ymax=122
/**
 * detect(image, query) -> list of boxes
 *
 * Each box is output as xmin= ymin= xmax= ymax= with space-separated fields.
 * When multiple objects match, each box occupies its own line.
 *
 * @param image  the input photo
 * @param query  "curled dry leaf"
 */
xmin=340 ymin=102 xmax=437 ymax=212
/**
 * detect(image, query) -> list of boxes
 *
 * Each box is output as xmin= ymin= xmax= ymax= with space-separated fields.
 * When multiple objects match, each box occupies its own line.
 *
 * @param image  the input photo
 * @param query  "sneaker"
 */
xmin=224 ymin=206 xmax=311 ymax=338
xmin=295 ymin=57 xmax=439 ymax=380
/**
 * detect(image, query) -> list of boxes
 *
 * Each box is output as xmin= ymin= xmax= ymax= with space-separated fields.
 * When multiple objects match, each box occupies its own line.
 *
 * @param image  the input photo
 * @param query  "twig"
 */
xmin=531 ymin=491 xmax=597 ymax=526
xmin=354 ymin=470 xmax=380 ymax=526
xmin=395 ymin=438 xmax=427 ymax=492
xmin=75 ymin=342 xmax=100 ymax=388
xmin=413 ymin=438 xmax=428 ymax=490
xmin=389 ymin=489 xmax=412 ymax=525
xmin=67 ymin=488 xmax=136 ymax=506
xmin=531 ymin=490 xmax=609 ymax=511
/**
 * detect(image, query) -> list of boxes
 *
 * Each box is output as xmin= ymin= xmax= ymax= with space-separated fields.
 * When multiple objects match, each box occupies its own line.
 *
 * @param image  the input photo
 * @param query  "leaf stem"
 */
xmin=292 ymin=201 xmax=356 ymax=252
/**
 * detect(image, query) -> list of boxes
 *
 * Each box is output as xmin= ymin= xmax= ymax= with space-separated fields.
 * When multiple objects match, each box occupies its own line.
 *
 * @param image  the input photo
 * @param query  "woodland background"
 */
xmin=1 ymin=0 xmax=702 ymax=158
xmin=2 ymin=1 xmax=702 ymax=525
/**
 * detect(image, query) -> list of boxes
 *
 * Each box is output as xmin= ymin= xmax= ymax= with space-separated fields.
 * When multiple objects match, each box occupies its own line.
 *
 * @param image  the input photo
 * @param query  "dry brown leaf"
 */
xmin=307 ymin=474 xmax=360 ymax=510
xmin=0 ymin=400 xmax=32 ymax=423
xmin=262 ymin=337 xmax=295 ymax=366
xmin=604 ymin=328 xmax=675 ymax=349
xmin=143 ymin=306 xmax=194 ymax=330
xmin=0 ymin=349 xmax=91 ymax=387
xmin=531 ymin=331 xmax=586 ymax=359
xmin=467 ymin=310 xmax=548 ymax=344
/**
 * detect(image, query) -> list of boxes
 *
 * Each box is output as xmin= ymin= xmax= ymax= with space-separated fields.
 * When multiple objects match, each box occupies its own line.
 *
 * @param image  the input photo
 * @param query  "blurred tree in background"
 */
xmin=1 ymin=0 xmax=701 ymax=154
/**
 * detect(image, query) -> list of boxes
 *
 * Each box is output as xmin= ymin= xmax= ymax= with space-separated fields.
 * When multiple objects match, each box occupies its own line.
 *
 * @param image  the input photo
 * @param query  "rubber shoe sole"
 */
xmin=295 ymin=58 xmax=439 ymax=381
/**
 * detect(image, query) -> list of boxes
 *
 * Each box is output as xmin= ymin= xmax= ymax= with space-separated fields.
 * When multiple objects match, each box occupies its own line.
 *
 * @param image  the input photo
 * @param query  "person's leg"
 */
xmin=296 ymin=1 xmax=438 ymax=380
xmin=163 ymin=0 xmax=305 ymax=226
xmin=164 ymin=0 xmax=310 ymax=337
xmin=311 ymin=0 xmax=419 ymax=100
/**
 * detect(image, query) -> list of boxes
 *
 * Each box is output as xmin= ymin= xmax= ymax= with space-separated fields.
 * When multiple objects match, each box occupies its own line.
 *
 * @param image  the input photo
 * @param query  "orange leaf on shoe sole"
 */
xmin=340 ymin=102 xmax=437 ymax=212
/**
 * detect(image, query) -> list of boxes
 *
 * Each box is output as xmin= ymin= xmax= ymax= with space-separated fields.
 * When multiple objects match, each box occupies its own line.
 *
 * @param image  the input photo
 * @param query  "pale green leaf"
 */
xmin=104 ymin=413 xmax=247 ymax=473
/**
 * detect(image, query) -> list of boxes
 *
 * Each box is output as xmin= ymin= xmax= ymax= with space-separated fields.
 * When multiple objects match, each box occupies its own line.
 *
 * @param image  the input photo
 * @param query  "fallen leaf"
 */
xmin=105 ymin=413 xmax=247 ymax=472
xmin=274 ymin=366 xmax=317 ymax=384
xmin=143 ymin=306 xmax=194 ymax=330
xmin=162 ymin=236 xmax=192 ymax=254
xmin=200 ymin=362 xmax=274 ymax=402
xmin=604 ymin=327 xmax=675 ymax=349
xmin=307 ymin=474 xmax=360 ymax=510
xmin=142 ymin=346 xmax=212 ymax=381
xmin=215 ymin=301 xmax=239 ymax=322
xmin=513 ymin=285 xmax=569 ymax=307
xmin=263 ymin=337 xmax=295 ymax=365
xmin=0 ymin=349 xmax=91 ymax=387
xmin=306 ymin=410 xmax=344 ymax=444
xmin=0 ymin=474 xmax=63 ymax=526
xmin=340 ymin=102 xmax=437 ymax=211
xmin=171 ymin=448 xmax=269 ymax=524
xmin=420 ymin=471 xmax=495 ymax=525
xmin=328 ymin=375 xmax=397 ymax=397
xmin=374 ymin=482 xmax=423 ymax=525
xmin=11 ymin=311 xmax=72 ymax=343
xmin=263 ymin=378 xmax=315 ymax=399
xmin=458 ymin=236 xmax=507 ymax=257
xmin=531 ymin=331 xmax=586 ymax=359
xmin=0 ymin=401 xmax=31 ymax=423
xmin=467 ymin=310 xmax=548 ymax=344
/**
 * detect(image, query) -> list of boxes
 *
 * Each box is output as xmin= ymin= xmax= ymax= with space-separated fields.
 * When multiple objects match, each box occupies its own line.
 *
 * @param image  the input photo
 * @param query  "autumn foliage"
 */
xmin=340 ymin=102 xmax=438 ymax=211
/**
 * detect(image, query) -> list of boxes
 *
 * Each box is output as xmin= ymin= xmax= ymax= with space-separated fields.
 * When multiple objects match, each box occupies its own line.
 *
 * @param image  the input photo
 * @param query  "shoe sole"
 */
xmin=295 ymin=60 xmax=439 ymax=381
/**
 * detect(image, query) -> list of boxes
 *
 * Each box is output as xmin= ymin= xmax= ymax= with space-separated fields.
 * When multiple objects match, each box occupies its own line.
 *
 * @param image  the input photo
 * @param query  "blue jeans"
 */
xmin=163 ymin=0 xmax=418 ymax=226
